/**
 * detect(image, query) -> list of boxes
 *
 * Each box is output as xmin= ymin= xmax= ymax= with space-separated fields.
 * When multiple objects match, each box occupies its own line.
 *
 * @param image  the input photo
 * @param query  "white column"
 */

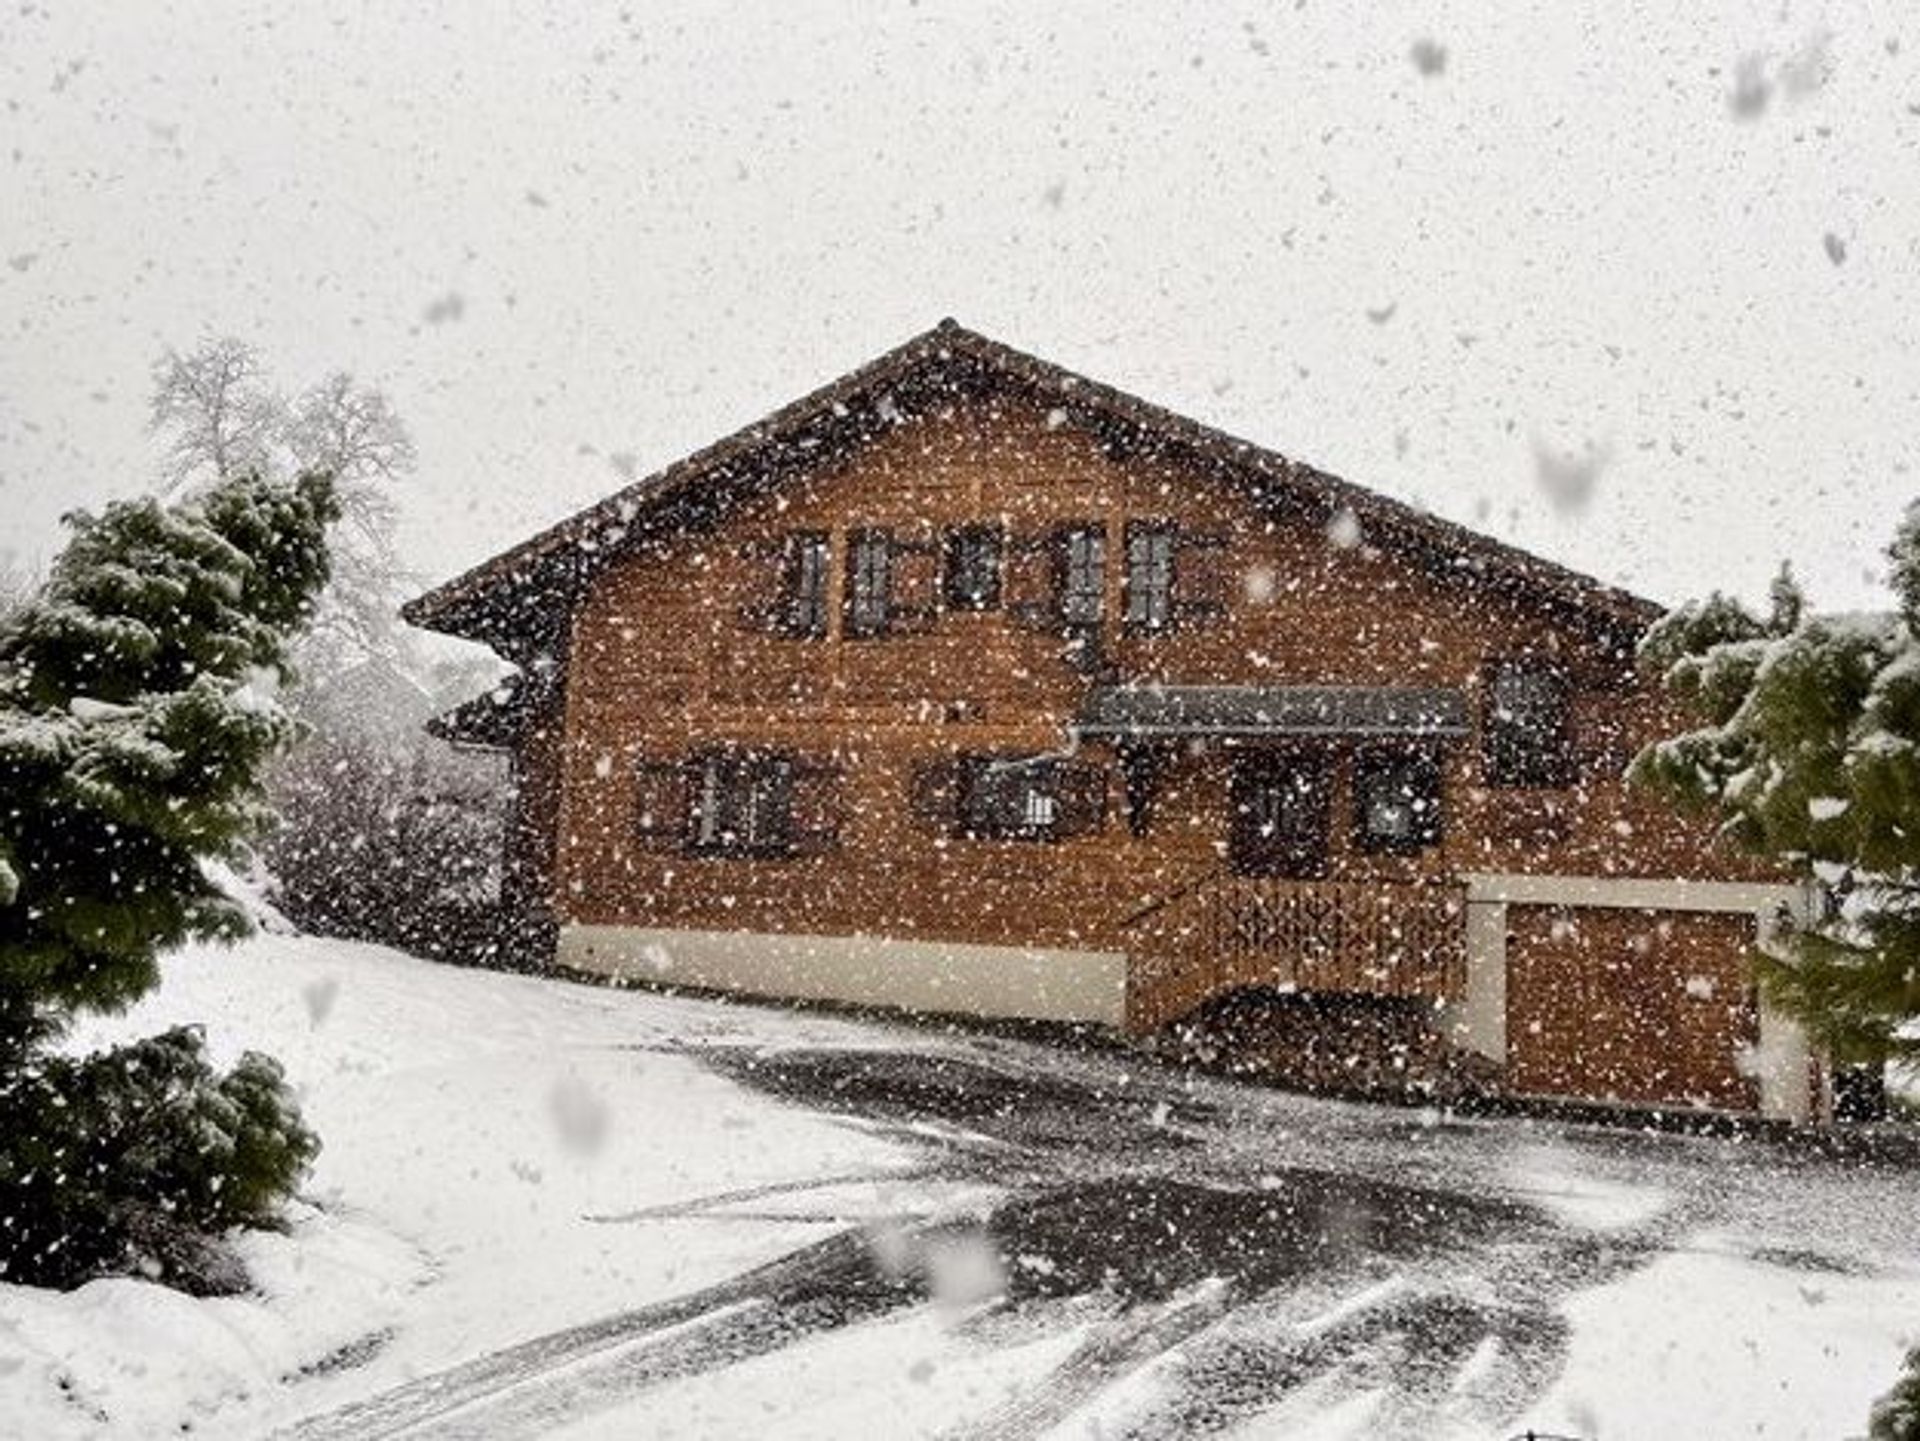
xmin=1440 ymin=899 xmax=1508 ymax=1063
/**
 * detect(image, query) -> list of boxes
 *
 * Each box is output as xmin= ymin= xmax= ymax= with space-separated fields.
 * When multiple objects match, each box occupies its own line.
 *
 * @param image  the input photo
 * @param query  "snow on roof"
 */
xmin=402 ymin=319 xmax=1661 ymax=653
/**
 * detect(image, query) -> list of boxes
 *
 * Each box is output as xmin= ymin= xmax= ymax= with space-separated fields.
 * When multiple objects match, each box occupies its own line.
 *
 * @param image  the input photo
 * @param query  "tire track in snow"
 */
xmin=276 ymin=1227 xmax=891 ymax=1440
xmin=581 ymin=1163 xmax=941 ymax=1224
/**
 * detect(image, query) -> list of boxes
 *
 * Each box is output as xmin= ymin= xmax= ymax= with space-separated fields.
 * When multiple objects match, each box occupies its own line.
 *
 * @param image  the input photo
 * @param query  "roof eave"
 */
xmin=402 ymin=318 xmax=1666 ymax=644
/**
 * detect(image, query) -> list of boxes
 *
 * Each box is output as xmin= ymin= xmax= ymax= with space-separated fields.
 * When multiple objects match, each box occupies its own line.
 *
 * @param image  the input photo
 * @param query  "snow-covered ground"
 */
xmin=1 ymin=934 xmax=1916 ymax=1439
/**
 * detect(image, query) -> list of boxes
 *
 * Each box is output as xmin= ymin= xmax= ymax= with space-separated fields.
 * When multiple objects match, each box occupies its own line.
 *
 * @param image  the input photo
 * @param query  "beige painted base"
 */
xmin=558 ymin=924 xmax=1129 ymax=1027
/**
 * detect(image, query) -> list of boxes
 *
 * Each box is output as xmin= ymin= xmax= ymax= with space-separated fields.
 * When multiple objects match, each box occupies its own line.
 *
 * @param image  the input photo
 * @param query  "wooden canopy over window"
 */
xmin=1074 ymin=685 xmax=1470 ymax=740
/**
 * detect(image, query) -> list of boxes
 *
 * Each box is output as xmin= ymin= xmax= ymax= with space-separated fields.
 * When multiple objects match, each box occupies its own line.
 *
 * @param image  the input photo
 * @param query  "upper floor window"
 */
xmin=943 ymin=524 xmax=1003 ymax=611
xmin=1059 ymin=525 xmax=1105 ymax=627
xmin=1124 ymin=523 xmax=1175 ymax=632
xmin=1353 ymin=748 xmax=1444 ymax=853
xmin=845 ymin=530 xmax=893 ymax=637
xmin=690 ymin=750 xmax=795 ymax=856
xmin=1484 ymin=658 xmax=1573 ymax=786
xmin=780 ymin=532 xmax=830 ymax=637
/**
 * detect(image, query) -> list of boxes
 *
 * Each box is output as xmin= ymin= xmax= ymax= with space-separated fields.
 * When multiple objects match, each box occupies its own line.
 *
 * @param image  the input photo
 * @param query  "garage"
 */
xmin=1504 ymin=903 xmax=1760 ymax=1111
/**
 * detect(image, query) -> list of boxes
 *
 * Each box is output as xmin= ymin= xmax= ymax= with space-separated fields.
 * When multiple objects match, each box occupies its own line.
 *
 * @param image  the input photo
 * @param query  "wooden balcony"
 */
xmin=1121 ymin=872 xmax=1468 ymax=1033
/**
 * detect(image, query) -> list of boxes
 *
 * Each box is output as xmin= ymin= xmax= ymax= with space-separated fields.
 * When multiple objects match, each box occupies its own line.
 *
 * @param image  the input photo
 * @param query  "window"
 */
xmin=845 ymin=530 xmax=892 ymax=636
xmin=960 ymin=756 xmax=1060 ymax=840
xmin=690 ymin=751 xmax=796 ymax=856
xmin=1353 ymin=749 xmax=1444 ymax=854
xmin=780 ymin=532 xmax=830 ymax=637
xmin=1124 ymin=522 xmax=1175 ymax=632
xmin=1484 ymin=659 xmax=1573 ymax=786
xmin=943 ymin=524 xmax=1003 ymax=610
xmin=1059 ymin=525 xmax=1105 ymax=627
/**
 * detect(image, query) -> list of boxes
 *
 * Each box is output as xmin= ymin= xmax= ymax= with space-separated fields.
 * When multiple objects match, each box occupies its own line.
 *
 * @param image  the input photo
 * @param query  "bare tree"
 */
xmin=149 ymin=338 xmax=283 ymax=496
xmin=285 ymin=373 xmax=419 ymax=675
xmin=146 ymin=339 xmax=420 ymax=680
xmin=286 ymin=372 xmax=416 ymax=490
xmin=0 ymin=553 xmax=34 ymax=628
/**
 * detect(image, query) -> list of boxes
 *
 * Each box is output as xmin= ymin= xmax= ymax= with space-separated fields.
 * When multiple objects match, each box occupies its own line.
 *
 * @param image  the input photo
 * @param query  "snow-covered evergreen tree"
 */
xmin=1631 ymin=515 xmax=1920 ymax=1070
xmin=0 ymin=472 xmax=337 ymax=1060
xmin=0 ymin=470 xmax=334 ymax=1288
xmin=1874 ymin=1347 xmax=1920 ymax=1441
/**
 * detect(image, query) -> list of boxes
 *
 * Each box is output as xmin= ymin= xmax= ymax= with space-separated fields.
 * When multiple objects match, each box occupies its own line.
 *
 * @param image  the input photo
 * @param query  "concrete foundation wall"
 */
xmin=558 ymin=923 xmax=1128 ymax=1027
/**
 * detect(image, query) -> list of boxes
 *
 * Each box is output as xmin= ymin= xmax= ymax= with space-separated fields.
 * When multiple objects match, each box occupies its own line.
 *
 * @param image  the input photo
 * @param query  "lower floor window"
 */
xmin=692 ymin=750 xmax=796 ymax=855
xmin=961 ymin=756 xmax=1060 ymax=840
xmin=1353 ymin=748 xmax=1444 ymax=853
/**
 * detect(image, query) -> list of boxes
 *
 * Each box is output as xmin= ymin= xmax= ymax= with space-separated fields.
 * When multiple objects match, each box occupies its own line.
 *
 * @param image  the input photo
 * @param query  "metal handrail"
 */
xmin=1118 ymin=862 xmax=1228 ymax=930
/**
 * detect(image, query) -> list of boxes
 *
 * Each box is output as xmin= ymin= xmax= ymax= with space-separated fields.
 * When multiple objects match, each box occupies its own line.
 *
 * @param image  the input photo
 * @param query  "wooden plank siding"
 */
xmin=531 ymin=398 xmax=1771 ymax=1041
xmin=1505 ymin=905 xmax=1762 ymax=1111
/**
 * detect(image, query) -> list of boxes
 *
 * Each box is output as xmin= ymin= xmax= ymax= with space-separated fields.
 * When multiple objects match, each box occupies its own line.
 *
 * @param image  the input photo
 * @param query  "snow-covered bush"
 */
xmin=265 ymin=711 xmax=510 ymax=966
xmin=0 ymin=1027 xmax=318 ymax=1292
xmin=1873 ymin=1347 xmax=1920 ymax=1440
xmin=0 ymin=469 xmax=336 ymax=1289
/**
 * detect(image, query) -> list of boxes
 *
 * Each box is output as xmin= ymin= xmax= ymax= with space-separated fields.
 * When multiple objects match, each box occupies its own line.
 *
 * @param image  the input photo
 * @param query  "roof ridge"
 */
xmin=404 ymin=320 xmax=1660 ymax=642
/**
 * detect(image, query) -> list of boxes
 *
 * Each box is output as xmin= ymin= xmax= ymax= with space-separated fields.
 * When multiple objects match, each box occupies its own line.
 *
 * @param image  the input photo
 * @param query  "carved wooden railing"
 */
xmin=1122 ymin=873 xmax=1468 ymax=1033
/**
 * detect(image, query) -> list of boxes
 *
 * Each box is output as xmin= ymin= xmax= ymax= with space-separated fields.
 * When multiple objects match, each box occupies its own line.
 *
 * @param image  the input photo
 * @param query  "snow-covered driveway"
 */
xmin=2 ymin=936 xmax=1915 ymax=1439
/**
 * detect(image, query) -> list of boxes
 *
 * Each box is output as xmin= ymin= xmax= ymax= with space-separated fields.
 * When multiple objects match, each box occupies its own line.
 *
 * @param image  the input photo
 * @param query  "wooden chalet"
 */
xmin=406 ymin=320 xmax=1820 ymax=1119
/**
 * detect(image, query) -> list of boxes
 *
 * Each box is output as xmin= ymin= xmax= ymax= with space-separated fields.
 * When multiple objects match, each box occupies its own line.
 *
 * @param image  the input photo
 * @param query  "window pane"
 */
xmin=1062 ymin=527 xmax=1104 ymax=625
xmin=693 ymin=752 xmax=797 ymax=855
xmin=944 ymin=526 xmax=1002 ymax=610
xmin=963 ymin=756 xmax=1058 ymax=839
xmin=1355 ymin=750 xmax=1443 ymax=852
xmin=1126 ymin=526 xmax=1173 ymax=629
xmin=1486 ymin=660 xmax=1571 ymax=785
xmin=785 ymin=533 xmax=829 ymax=636
xmin=848 ymin=533 xmax=891 ymax=634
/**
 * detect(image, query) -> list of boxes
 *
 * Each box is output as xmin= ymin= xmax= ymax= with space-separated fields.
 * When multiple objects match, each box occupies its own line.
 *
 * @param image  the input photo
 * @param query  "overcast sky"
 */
xmin=3 ymin=2 xmax=1916 ymax=622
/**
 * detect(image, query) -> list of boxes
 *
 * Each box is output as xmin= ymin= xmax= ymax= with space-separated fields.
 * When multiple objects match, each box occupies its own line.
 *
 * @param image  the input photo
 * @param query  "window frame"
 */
xmin=779 ymin=531 xmax=831 ymax=638
xmin=1483 ymin=656 xmax=1575 ymax=788
xmin=1123 ymin=520 xmax=1176 ymax=634
xmin=1056 ymin=522 xmax=1106 ymax=630
xmin=843 ymin=528 xmax=893 ymax=638
xmin=959 ymin=754 xmax=1063 ymax=842
xmin=1351 ymin=746 xmax=1445 ymax=855
xmin=942 ymin=523 xmax=1004 ymax=612
xmin=687 ymin=748 xmax=798 ymax=859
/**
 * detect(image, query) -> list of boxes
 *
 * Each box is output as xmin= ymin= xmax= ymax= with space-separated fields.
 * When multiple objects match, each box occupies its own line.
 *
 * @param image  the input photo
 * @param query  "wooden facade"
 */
xmin=408 ymin=321 xmax=1817 ymax=1119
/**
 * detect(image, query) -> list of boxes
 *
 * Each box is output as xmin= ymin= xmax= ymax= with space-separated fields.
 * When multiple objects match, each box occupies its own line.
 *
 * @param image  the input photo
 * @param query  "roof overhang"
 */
xmin=403 ymin=320 xmax=1663 ymax=655
xmin=1074 ymin=684 xmax=1470 ymax=741
xmin=425 ymin=676 xmax=535 ymax=749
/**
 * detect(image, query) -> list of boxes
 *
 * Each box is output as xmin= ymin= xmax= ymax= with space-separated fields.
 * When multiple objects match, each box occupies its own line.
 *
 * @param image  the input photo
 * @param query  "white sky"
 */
xmin=2 ymin=2 xmax=1916 ymax=616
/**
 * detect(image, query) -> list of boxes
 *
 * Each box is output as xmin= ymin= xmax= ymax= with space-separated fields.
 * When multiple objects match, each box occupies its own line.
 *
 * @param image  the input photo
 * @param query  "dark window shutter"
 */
xmin=888 ymin=538 xmax=942 ymax=632
xmin=908 ymin=755 xmax=964 ymax=833
xmin=736 ymin=540 xmax=790 ymax=632
xmin=633 ymin=759 xmax=689 ymax=848
xmin=789 ymin=759 xmax=845 ymax=855
xmin=1173 ymin=530 xmax=1231 ymax=624
xmin=1052 ymin=759 xmax=1109 ymax=838
xmin=1005 ymin=534 xmax=1062 ymax=630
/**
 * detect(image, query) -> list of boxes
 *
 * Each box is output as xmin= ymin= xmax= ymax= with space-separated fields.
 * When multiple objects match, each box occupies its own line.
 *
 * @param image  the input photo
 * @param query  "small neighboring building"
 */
xmin=406 ymin=321 xmax=1819 ymax=1120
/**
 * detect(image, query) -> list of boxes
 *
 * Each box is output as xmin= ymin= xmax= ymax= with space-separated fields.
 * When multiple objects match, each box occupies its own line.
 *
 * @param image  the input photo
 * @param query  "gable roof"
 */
xmin=402 ymin=319 xmax=1660 ymax=656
